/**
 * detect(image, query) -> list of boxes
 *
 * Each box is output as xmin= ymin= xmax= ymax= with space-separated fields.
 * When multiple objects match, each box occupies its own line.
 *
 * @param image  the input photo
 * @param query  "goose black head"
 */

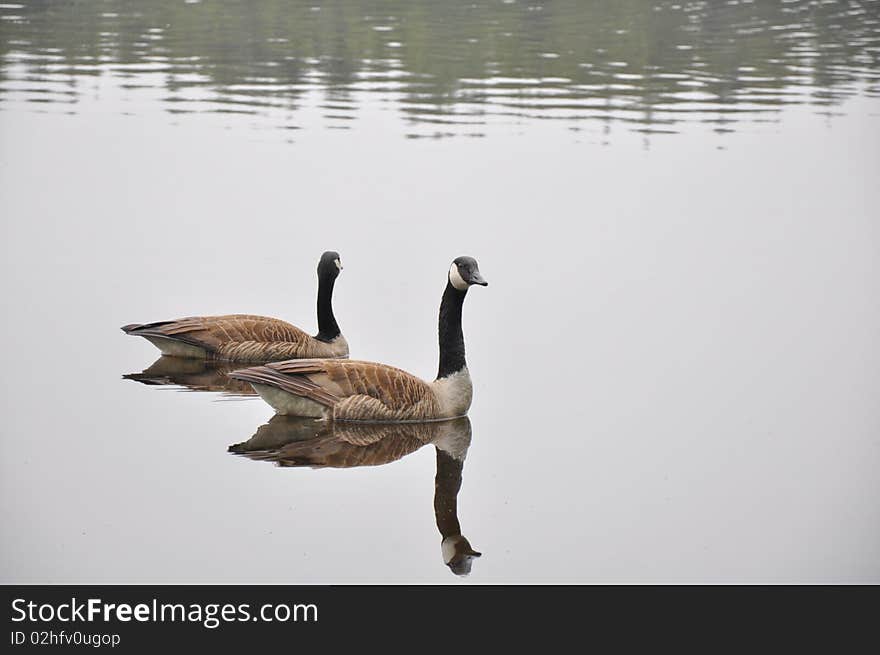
xmin=449 ymin=256 xmax=488 ymax=291
xmin=318 ymin=250 xmax=342 ymax=279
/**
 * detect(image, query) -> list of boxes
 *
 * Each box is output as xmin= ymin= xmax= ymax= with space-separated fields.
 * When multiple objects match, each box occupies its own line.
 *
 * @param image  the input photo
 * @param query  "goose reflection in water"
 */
xmin=229 ymin=416 xmax=481 ymax=576
xmin=123 ymin=355 xmax=257 ymax=397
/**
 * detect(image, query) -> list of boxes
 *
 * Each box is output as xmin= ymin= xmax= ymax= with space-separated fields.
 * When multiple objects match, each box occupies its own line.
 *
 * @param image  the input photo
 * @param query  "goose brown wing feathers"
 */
xmin=233 ymin=359 xmax=443 ymax=421
xmin=268 ymin=359 xmax=442 ymax=421
xmin=266 ymin=359 xmax=434 ymax=409
xmin=227 ymin=364 xmax=341 ymax=407
xmin=135 ymin=315 xmax=310 ymax=348
xmin=123 ymin=314 xmax=328 ymax=361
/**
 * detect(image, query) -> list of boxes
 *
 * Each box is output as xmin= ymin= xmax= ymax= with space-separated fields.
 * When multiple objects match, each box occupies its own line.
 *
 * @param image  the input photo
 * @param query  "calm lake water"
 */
xmin=1 ymin=1 xmax=878 ymax=583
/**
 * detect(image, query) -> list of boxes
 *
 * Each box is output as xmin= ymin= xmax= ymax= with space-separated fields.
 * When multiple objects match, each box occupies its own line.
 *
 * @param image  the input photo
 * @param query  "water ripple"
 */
xmin=0 ymin=0 xmax=878 ymax=139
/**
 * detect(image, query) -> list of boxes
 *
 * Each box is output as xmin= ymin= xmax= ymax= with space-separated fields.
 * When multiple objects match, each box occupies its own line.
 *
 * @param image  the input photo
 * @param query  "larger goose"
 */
xmin=121 ymin=251 xmax=348 ymax=363
xmin=229 ymin=256 xmax=487 ymax=421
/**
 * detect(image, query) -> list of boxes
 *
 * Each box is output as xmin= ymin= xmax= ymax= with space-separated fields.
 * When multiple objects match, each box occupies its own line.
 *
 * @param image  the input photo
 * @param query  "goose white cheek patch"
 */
xmin=449 ymin=264 xmax=468 ymax=290
xmin=335 ymin=259 xmax=342 ymax=270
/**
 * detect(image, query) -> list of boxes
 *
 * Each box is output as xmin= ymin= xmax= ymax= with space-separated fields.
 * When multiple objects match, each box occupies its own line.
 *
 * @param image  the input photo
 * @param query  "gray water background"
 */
xmin=1 ymin=0 xmax=878 ymax=582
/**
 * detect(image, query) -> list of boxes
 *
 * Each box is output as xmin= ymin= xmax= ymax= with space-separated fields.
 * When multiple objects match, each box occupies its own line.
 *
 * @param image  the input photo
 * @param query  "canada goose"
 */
xmin=121 ymin=251 xmax=348 ymax=363
xmin=123 ymin=355 xmax=257 ymax=396
xmin=229 ymin=416 xmax=480 ymax=576
xmin=229 ymin=256 xmax=487 ymax=421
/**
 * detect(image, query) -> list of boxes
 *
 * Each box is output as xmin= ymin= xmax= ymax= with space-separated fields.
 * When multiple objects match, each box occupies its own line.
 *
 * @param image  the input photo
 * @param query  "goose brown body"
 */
xmin=122 ymin=314 xmax=348 ymax=363
xmin=229 ymin=358 xmax=450 ymax=422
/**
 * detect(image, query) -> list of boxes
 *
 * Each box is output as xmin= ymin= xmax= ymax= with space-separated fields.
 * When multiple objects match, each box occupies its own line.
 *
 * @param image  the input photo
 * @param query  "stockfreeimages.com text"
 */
xmin=11 ymin=598 xmax=317 ymax=630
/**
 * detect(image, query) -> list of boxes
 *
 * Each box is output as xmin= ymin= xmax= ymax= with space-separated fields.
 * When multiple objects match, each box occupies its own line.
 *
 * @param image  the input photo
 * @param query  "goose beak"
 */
xmin=470 ymin=271 xmax=488 ymax=287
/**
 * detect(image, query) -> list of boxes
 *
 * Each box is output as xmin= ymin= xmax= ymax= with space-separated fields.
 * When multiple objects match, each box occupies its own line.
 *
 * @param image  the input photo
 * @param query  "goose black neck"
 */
xmin=437 ymin=281 xmax=467 ymax=379
xmin=315 ymin=273 xmax=340 ymax=342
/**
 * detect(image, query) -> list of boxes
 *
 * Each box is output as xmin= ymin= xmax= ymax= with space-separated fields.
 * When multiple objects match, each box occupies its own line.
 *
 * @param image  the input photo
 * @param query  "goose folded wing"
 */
xmin=267 ymin=359 xmax=437 ymax=412
xmin=228 ymin=363 xmax=341 ymax=407
xmin=135 ymin=315 xmax=311 ymax=351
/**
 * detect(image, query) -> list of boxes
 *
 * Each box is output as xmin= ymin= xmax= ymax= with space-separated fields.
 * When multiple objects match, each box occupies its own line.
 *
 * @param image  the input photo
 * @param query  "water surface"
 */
xmin=1 ymin=1 xmax=879 ymax=583
xmin=2 ymin=0 xmax=879 ymax=138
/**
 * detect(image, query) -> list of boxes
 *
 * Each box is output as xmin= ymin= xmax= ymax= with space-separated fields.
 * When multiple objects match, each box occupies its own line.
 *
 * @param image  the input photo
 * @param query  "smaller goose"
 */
xmin=122 ymin=251 xmax=348 ymax=363
xmin=229 ymin=256 xmax=487 ymax=421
